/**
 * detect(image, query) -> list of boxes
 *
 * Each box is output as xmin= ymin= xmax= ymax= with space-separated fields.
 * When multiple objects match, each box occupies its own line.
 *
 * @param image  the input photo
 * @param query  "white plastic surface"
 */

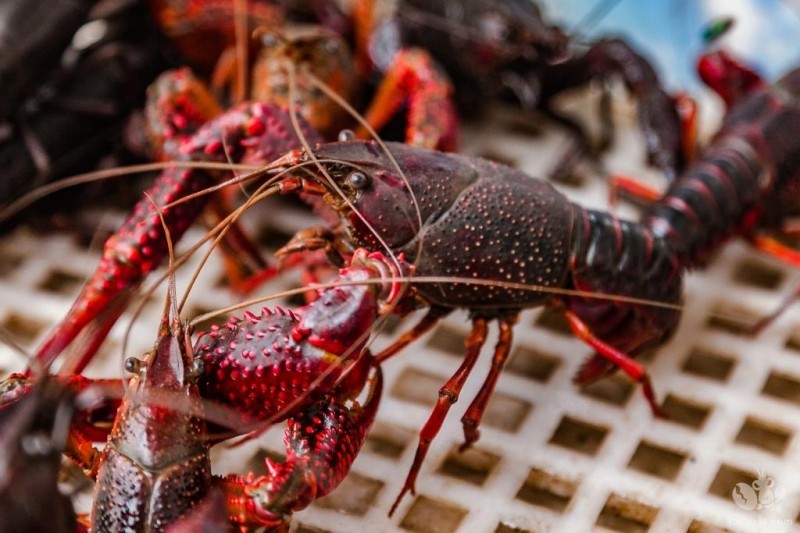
xmin=1 ymin=94 xmax=800 ymax=533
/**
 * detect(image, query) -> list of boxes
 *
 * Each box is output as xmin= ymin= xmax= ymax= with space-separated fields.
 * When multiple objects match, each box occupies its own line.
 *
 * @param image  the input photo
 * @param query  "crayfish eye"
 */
xmin=347 ymin=171 xmax=370 ymax=190
xmin=125 ymin=357 xmax=142 ymax=374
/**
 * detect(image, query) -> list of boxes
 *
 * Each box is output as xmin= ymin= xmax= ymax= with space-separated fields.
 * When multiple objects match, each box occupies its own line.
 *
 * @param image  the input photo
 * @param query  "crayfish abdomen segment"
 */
xmin=566 ymin=208 xmax=683 ymax=377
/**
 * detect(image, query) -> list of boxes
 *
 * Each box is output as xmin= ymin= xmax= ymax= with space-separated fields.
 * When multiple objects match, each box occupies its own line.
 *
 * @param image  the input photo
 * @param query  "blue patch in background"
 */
xmin=539 ymin=0 xmax=800 ymax=93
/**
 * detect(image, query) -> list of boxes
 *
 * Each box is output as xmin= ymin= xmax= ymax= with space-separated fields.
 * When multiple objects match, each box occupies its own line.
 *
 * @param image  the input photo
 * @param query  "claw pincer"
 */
xmin=193 ymin=250 xmax=407 ymax=528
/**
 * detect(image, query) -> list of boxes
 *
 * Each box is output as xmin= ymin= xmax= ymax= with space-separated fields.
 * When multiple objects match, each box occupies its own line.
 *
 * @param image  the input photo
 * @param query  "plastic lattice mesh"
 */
xmin=2 ymin=95 xmax=800 ymax=533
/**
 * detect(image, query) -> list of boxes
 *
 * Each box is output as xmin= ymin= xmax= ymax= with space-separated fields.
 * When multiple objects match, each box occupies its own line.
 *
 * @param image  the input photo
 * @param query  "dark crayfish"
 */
xmin=358 ymin=0 xmax=688 ymax=181
xmin=0 ymin=0 xmax=99 ymax=120
xmin=613 ymin=47 xmax=800 ymax=329
xmin=263 ymin=139 xmax=684 ymax=513
xmin=0 ymin=375 xmax=83 ymax=533
xmin=0 ymin=0 xmax=164 ymax=215
xmin=0 ymin=370 xmax=119 ymax=533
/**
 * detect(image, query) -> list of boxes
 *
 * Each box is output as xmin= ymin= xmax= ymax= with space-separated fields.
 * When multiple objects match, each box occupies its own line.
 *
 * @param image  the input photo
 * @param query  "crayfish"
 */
xmin=1 ymin=245 xmax=410 ymax=530
xmin=0 ymin=0 xmax=164 ymax=216
xmin=360 ymin=0 xmax=688 ymax=181
xmin=612 ymin=34 xmax=800 ymax=331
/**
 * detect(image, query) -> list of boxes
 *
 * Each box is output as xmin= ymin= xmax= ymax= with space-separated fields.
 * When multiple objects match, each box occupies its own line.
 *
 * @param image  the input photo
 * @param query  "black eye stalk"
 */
xmin=348 ymin=171 xmax=370 ymax=190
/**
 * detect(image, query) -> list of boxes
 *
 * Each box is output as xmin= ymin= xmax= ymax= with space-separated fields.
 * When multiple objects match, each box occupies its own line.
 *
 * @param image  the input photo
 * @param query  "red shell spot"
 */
xmin=173 ymin=114 xmax=189 ymax=131
xmin=245 ymin=117 xmax=266 ymax=137
xmin=204 ymin=140 xmax=223 ymax=155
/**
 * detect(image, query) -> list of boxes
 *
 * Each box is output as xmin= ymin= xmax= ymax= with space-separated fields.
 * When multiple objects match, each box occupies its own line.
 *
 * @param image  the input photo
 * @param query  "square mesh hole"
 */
xmin=534 ymin=309 xmax=572 ymax=336
xmin=784 ymin=327 xmax=800 ymax=353
xmin=515 ymin=467 xmax=577 ymax=513
xmin=681 ymin=347 xmax=736 ymax=382
xmin=707 ymin=464 xmax=757 ymax=500
xmin=391 ymin=367 xmax=442 ymax=407
xmin=245 ymin=447 xmax=286 ymax=476
xmin=1 ymin=312 xmax=45 ymax=344
xmin=734 ymin=416 xmax=791 ymax=455
xmin=363 ymin=421 xmax=414 ymax=459
xmin=705 ymin=302 xmax=761 ymax=335
xmin=426 ymin=324 xmax=467 ymax=357
xmin=186 ymin=306 xmax=219 ymax=335
xmin=494 ymin=523 xmax=532 ymax=533
xmin=256 ymin=223 xmax=297 ymax=250
xmin=501 ymin=115 xmax=544 ymax=138
xmin=730 ymin=258 xmax=784 ymax=290
xmin=661 ymin=394 xmax=712 ymax=430
xmin=506 ymin=345 xmax=561 ymax=382
xmin=399 ymin=495 xmax=468 ymax=533
xmin=0 ymin=252 xmax=22 ymax=276
xmin=483 ymin=392 xmax=532 ymax=433
xmin=761 ymin=371 xmax=800 ymax=405
xmin=294 ymin=525 xmax=330 ymax=533
xmin=437 ymin=446 xmax=500 ymax=486
xmin=686 ymin=520 xmax=734 ymax=533
xmin=477 ymin=149 xmax=519 ymax=168
xmin=627 ymin=441 xmax=687 ymax=481
xmin=580 ymin=374 xmax=635 ymax=407
xmin=314 ymin=471 xmax=383 ymax=516
xmin=37 ymin=269 xmax=83 ymax=295
xmin=595 ymin=493 xmax=659 ymax=533
xmin=549 ymin=415 xmax=608 ymax=456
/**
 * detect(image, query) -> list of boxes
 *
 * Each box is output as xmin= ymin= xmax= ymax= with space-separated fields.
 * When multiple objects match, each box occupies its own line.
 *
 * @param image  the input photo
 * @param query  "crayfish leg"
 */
xmin=460 ymin=313 xmax=519 ymax=452
xmin=357 ymin=48 xmax=458 ymax=151
xmin=607 ymin=174 xmax=664 ymax=208
xmin=564 ymin=310 xmax=665 ymax=417
xmin=203 ymin=195 xmax=275 ymax=295
xmin=543 ymin=37 xmax=685 ymax=181
xmin=374 ymin=306 xmax=450 ymax=364
xmin=389 ymin=317 xmax=488 ymax=517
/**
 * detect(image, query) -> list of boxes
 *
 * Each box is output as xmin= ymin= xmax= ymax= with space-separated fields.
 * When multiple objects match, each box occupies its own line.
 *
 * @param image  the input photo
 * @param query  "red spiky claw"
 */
xmin=697 ymin=49 xmax=765 ymax=109
xmin=356 ymin=48 xmax=458 ymax=151
xmin=221 ymin=370 xmax=383 ymax=529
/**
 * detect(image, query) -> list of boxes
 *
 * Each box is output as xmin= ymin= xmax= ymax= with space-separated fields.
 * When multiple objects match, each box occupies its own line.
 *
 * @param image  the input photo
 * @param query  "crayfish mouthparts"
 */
xmin=350 ymin=248 xmax=415 ymax=309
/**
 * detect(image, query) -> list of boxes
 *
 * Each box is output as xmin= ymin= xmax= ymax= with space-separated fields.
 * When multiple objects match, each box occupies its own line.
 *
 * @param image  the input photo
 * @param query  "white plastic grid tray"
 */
xmin=1 ymin=91 xmax=800 ymax=533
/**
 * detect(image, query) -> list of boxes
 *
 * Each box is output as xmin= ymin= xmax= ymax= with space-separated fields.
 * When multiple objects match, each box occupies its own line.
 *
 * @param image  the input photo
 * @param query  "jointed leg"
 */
xmin=375 ymin=306 xmax=451 ymax=364
xmin=460 ymin=313 xmax=518 ymax=451
xmin=563 ymin=310 xmax=664 ymax=417
xmin=389 ymin=317 xmax=488 ymax=516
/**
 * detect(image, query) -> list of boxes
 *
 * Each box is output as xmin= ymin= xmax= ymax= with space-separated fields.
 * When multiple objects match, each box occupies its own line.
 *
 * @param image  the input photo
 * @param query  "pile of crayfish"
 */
xmin=2 ymin=1 xmax=799 ymax=531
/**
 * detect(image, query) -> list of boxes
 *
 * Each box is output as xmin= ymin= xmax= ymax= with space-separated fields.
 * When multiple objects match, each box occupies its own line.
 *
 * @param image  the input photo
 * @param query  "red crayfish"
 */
xmin=2 ymin=245 xmax=410 ymax=530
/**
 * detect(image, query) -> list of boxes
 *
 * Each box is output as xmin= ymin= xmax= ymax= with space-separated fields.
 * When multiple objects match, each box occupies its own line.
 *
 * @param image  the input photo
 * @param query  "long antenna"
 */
xmin=571 ymin=0 xmax=626 ymax=41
